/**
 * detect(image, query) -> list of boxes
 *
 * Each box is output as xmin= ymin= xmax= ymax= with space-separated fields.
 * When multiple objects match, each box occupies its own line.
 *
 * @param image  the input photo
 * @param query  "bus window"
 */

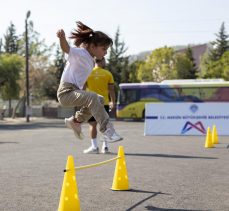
xmin=119 ymin=89 xmax=139 ymax=104
xmin=200 ymin=87 xmax=218 ymax=101
xmin=200 ymin=87 xmax=229 ymax=101
xmin=178 ymin=88 xmax=201 ymax=102
xmin=140 ymin=87 xmax=159 ymax=101
xmin=216 ymin=87 xmax=229 ymax=101
xmin=159 ymin=88 xmax=179 ymax=102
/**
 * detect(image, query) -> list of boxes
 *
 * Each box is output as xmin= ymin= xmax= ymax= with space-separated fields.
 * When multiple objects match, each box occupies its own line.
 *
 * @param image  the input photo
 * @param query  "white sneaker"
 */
xmin=83 ymin=146 xmax=99 ymax=154
xmin=103 ymin=122 xmax=123 ymax=143
xmin=101 ymin=147 xmax=110 ymax=154
xmin=65 ymin=116 xmax=84 ymax=140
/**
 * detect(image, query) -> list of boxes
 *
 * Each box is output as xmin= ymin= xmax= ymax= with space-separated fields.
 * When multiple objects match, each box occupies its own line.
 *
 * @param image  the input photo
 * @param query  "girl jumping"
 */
xmin=56 ymin=21 xmax=123 ymax=142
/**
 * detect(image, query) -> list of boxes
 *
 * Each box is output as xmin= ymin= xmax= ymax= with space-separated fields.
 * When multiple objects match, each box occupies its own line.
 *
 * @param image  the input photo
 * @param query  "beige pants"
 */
xmin=57 ymin=82 xmax=109 ymax=133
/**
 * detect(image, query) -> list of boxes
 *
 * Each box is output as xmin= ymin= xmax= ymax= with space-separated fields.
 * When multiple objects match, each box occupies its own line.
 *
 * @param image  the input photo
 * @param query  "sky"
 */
xmin=0 ymin=0 xmax=229 ymax=55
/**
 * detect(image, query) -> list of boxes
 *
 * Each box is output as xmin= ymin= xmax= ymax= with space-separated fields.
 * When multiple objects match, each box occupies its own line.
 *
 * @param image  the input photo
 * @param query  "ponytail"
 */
xmin=70 ymin=21 xmax=113 ymax=47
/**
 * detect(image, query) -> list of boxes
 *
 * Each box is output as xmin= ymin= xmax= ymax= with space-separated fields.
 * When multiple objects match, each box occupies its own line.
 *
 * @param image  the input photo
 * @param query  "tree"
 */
xmin=3 ymin=22 xmax=19 ymax=54
xmin=199 ymin=52 xmax=223 ymax=78
xmin=210 ymin=22 xmax=229 ymax=61
xmin=137 ymin=60 xmax=154 ymax=82
xmin=221 ymin=51 xmax=229 ymax=80
xmin=175 ymin=53 xmax=195 ymax=79
xmin=16 ymin=20 xmax=55 ymax=101
xmin=184 ymin=46 xmax=197 ymax=78
xmin=200 ymin=22 xmax=229 ymax=78
xmin=137 ymin=47 xmax=176 ymax=82
xmin=0 ymin=53 xmax=7 ymax=86
xmin=17 ymin=20 xmax=53 ymax=57
xmin=42 ymin=45 xmax=65 ymax=100
xmin=0 ymin=54 xmax=24 ymax=115
xmin=0 ymin=38 xmax=2 ymax=54
xmin=54 ymin=45 xmax=65 ymax=83
xmin=120 ymin=57 xmax=129 ymax=83
xmin=128 ymin=60 xmax=143 ymax=83
xmin=107 ymin=27 xmax=129 ymax=86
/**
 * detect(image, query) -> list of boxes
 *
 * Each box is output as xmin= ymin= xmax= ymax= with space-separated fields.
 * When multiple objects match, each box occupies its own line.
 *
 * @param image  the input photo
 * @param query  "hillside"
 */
xmin=128 ymin=44 xmax=207 ymax=63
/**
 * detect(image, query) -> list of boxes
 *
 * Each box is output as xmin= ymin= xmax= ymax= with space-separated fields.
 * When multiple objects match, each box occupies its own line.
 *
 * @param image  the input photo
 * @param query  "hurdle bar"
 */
xmin=64 ymin=156 xmax=121 ymax=172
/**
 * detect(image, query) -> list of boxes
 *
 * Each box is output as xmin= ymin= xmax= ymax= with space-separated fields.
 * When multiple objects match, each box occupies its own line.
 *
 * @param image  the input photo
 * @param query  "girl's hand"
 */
xmin=109 ymin=102 xmax=115 ymax=111
xmin=57 ymin=29 xmax=70 ymax=53
xmin=57 ymin=29 xmax=65 ymax=38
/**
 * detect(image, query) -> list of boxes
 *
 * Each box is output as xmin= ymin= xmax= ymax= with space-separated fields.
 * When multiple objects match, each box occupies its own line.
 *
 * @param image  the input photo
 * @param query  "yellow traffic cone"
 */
xmin=212 ymin=125 xmax=219 ymax=144
xmin=58 ymin=155 xmax=80 ymax=211
xmin=205 ymin=127 xmax=214 ymax=148
xmin=111 ymin=146 xmax=130 ymax=191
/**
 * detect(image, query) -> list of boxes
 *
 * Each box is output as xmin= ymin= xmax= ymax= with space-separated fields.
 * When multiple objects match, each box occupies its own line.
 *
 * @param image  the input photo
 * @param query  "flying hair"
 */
xmin=70 ymin=21 xmax=113 ymax=47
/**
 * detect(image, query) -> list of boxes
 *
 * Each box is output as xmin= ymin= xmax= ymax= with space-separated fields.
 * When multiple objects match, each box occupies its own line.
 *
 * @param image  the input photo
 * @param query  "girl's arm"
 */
xmin=57 ymin=29 xmax=70 ymax=54
xmin=108 ymin=84 xmax=116 ymax=110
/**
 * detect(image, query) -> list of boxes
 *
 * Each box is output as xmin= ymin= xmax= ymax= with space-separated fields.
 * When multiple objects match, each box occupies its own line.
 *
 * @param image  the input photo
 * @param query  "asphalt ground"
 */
xmin=0 ymin=118 xmax=229 ymax=211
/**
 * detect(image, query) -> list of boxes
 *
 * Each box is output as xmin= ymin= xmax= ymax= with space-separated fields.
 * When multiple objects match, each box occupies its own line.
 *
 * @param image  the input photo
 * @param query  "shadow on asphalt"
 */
xmin=125 ymin=190 xmax=169 ymax=211
xmin=0 ymin=122 xmax=65 ymax=130
xmin=125 ymin=189 xmax=207 ymax=211
xmin=124 ymin=153 xmax=217 ymax=160
xmin=0 ymin=141 xmax=19 ymax=144
xmin=144 ymin=205 xmax=208 ymax=211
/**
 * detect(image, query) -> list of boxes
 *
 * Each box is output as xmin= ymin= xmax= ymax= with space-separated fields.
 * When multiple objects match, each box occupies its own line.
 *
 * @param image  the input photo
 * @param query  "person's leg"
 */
xmin=58 ymin=83 xmax=108 ymax=128
xmin=101 ymin=105 xmax=110 ymax=153
xmin=74 ymin=92 xmax=123 ymax=142
xmin=57 ymin=82 xmax=86 ymax=139
xmin=89 ymin=121 xmax=98 ymax=141
xmin=58 ymin=82 xmax=122 ymax=142
xmin=101 ymin=141 xmax=109 ymax=154
xmin=84 ymin=106 xmax=110 ymax=154
xmin=75 ymin=94 xmax=109 ymax=132
xmin=83 ymin=120 xmax=99 ymax=154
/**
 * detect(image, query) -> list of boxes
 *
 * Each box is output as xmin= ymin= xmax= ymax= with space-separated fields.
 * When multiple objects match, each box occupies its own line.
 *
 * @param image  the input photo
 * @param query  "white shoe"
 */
xmin=83 ymin=146 xmax=99 ymax=154
xmin=103 ymin=122 xmax=123 ymax=143
xmin=101 ymin=147 xmax=110 ymax=154
xmin=65 ymin=116 xmax=84 ymax=140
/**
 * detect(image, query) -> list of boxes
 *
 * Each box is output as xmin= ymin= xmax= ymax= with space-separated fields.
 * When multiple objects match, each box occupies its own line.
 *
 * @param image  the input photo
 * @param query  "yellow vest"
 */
xmin=86 ymin=67 xmax=114 ymax=105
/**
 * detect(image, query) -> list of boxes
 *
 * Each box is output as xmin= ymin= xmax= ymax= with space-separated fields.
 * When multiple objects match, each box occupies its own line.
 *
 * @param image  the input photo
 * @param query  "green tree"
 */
xmin=120 ymin=58 xmax=129 ymax=83
xmin=18 ymin=20 xmax=53 ymax=57
xmin=199 ymin=51 xmax=229 ymax=79
xmin=128 ymin=60 xmax=143 ymax=83
xmin=107 ymin=27 xmax=129 ymax=86
xmin=175 ymin=53 xmax=195 ymax=79
xmin=54 ymin=46 xmax=65 ymax=83
xmin=137 ymin=47 xmax=176 ymax=82
xmin=0 ymin=54 xmax=24 ymax=115
xmin=184 ymin=46 xmax=197 ymax=78
xmin=40 ymin=66 xmax=59 ymax=100
xmin=16 ymin=20 xmax=55 ymax=101
xmin=199 ymin=52 xmax=223 ymax=78
xmin=137 ymin=60 xmax=154 ymax=82
xmin=221 ymin=51 xmax=229 ymax=80
xmin=42 ymin=45 xmax=65 ymax=100
xmin=3 ymin=22 xmax=19 ymax=54
xmin=200 ymin=22 xmax=229 ymax=78
xmin=0 ymin=38 xmax=2 ymax=54
xmin=0 ymin=53 xmax=7 ymax=86
xmin=210 ymin=22 xmax=229 ymax=61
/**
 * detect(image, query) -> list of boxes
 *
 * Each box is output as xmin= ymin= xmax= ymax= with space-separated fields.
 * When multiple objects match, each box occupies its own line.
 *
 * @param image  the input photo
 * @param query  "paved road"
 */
xmin=0 ymin=118 xmax=229 ymax=211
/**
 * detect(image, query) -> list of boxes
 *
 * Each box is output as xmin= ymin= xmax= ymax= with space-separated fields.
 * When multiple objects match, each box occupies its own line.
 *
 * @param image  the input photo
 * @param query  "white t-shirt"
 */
xmin=60 ymin=47 xmax=94 ymax=90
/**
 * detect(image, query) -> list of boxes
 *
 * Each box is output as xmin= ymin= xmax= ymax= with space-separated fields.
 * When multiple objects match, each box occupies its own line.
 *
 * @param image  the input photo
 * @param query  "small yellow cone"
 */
xmin=205 ymin=127 xmax=214 ymax=148
xmin=58 ymin=155 xmax=80 ymax=211
xmin=111 ymin=146 xmax=130 ymax=191
xmin=212 ymin=125 xmax=219 ymax=144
